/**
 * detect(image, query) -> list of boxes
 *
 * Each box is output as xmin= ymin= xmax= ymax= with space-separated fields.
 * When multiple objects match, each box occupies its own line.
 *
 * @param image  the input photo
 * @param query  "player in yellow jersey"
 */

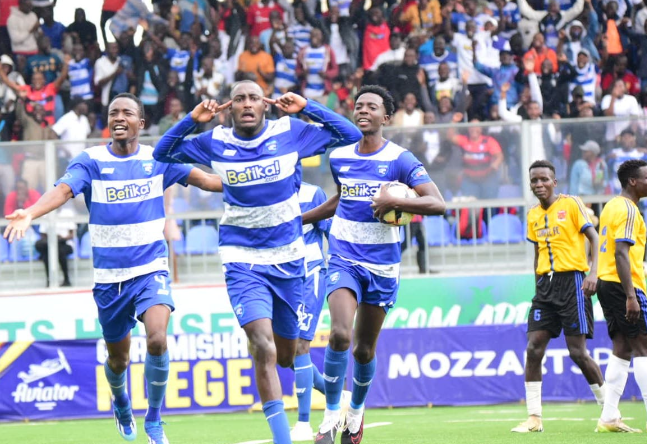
xmin=512 ymin=160 xmax=605 ymax=433
xmin=595 ymin=159 xmax=647 ymax=433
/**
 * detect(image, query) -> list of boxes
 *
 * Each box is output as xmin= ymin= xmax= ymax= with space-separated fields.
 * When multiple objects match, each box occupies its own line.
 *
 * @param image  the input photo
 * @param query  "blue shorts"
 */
xmin=93 ymin=271 xmax=174 ymax=343
xmin=298 ymin=264 xmax=327 ymax=341
xmin=326 ymin=255 xmax=399 ymax=312
xmin=224 ymin=260 xmax=304 ymax=340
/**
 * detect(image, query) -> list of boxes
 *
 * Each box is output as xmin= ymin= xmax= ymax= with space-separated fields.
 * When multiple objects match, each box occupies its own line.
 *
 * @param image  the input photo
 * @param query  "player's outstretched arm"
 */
xmin=582 ymin=225 xmax=599 ymax=297
xmin=4 ymin=183 xmax=74 ymax=242
xmin=266 ymin=93 xmax=362 ymax=149
xmin=186 ymin=168 xmax=223 ymax=192
xmin=302 ymin=188 xmax=340 ymax=225
xmin=154 ymin=99 xmax=231 ymax=165
xmin=371 ymin=182 xmax=446 ymax=222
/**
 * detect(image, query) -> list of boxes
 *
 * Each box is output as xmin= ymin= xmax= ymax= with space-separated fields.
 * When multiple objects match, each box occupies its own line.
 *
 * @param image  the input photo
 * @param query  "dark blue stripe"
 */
xmin=579 ymin=222 xmax=592 ymax=233
xmin=219 ymin=219 xmax=302 ymax=249
xmin=224 ymin=175 xmax=298 ymax=208
xmin=89 ymin=196 xmax=166 ymax=225
xmin=575 ymin=271 xmax=588 ymax=335
xmin=544 ymin=214 xmax=554 ymax=272
xmin=328 ymin=236 xmax=400 ymax=266
xmin=637 ymin=289 xmax=647 ymax=329
xmin=92 ymin=240 xmax=168 ymax=269
xmin=616 ymin=238 xmax=636 ymax=245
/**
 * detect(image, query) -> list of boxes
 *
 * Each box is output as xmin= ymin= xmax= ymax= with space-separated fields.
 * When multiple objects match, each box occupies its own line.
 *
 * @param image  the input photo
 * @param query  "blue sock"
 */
xmin=294 ymin=354 xmax=314 ymax=422
xmin=104 ymin=361 xmax=129 ymax=408
xmin=324 ymin=345 xmax=349 ymax=410
xmin=263 ymin=400 xmax=291 ymax=444
xmin=312 ymin=363 xmax=325 ymax=394
xmin=351 ymin=357 xmax=376 ymax=410
xmin=144 ymin=351 xmax=169 ymax=422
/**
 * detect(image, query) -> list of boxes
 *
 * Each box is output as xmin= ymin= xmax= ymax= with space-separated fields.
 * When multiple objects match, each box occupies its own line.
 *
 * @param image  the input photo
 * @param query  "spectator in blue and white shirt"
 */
xmin=68 ymin=43 xmax=93 ymax=101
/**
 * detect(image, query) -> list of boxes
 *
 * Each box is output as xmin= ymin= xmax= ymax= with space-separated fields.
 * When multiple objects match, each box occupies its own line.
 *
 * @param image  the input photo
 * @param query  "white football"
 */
xmin=374 ymin=182 xmax=417 ymax=226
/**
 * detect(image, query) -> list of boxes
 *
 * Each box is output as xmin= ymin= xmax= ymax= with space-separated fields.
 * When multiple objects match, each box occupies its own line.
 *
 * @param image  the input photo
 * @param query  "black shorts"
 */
xmin=528 ymin=271 xmax=593 ymax=338
xmin=597 ymin=280 xmax=647 ymax=338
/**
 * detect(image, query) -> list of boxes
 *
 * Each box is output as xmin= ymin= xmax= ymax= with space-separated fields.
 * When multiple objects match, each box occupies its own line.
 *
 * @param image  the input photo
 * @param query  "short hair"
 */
xmin=618 ymin=159 xmax=647 ymax=189
xmin=529 ymin=159 xmax=556 ymax=175
xmin=229 ymin=80 xmax=263 ymax=98
xmin=110 ymin=93 xmax=145 ymax=119
xmin=355 ymin=85 xmax=395 ymax=117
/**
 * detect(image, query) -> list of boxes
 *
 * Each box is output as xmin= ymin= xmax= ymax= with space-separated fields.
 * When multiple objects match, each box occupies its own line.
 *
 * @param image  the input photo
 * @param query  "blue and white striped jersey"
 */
xmin=299 ymin=182 xmax=330 ymax=271
xmin=419 ymin=50 xmax=458 ymax=86
xmin=56 ymin=144 xmax=193 ymax=283
xmin=68 ymin=58 xmax=93 ymax=100
xmin=154 ymin=99 xmax=362 ymax=266
xmin=302 ymin=46 xmax=327 ymax=99
xmin=273 ymin=53 xmax=297 ymax=99
xmin=328 ymin=141 xmax=432 ymax=278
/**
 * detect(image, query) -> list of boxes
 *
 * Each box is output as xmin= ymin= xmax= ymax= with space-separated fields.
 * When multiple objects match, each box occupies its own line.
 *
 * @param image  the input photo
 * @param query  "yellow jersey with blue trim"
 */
xmin=597 ymin=196 xmax=646 ymax=293
xmin=526 ymin=194 xmax=593 ymax=275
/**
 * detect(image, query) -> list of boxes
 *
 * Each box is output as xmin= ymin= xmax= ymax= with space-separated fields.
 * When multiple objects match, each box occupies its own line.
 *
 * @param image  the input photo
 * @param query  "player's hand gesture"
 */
xmin=4 ymin=209 xmax=33 ymax=243
xmin=264 ymin=92 xmax=307 ymax=114
xmin=581 ymin=274 xmax=597 ymax=297
xmin=191 ymin=99 xmax=232 ymax=123
xmin=626 ymin=295 xmax=640 ymax=324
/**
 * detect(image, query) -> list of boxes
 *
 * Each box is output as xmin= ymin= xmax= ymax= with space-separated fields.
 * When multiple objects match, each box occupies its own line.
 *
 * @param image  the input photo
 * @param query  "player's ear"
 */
xmin=139 ymin=118 xmax=145 ymax=129
xmin=383 ymin=115 xmax=391 ymax=125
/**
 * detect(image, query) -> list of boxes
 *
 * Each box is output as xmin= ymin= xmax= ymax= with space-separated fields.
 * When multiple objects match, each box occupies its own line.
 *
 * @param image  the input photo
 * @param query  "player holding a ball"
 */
xmin=303 ymin=85 xmax=445 ymax=444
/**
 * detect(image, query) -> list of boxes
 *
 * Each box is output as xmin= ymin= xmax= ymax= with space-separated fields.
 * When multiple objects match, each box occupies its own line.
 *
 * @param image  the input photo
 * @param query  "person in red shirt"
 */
xmin=601 ymin=55 xmax=641 ymax=96
xmin=4 ymin=178 xmax=41 ymax=216
xmin=363 ymin=7 xmax=391 ymax=70
xmin=449 ymin=120 xmax=504 ymax=199
xmin=0 ymin=54 xmax=69 ymax=126
xmin=247 ymin=0 xmax=284 ymax=37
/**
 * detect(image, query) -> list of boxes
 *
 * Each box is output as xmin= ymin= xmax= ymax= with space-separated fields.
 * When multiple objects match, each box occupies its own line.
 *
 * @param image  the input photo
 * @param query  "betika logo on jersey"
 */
xmin=340 ymin=183 xmax=381 ymax=198
xmin=106 ymin=180 xmax=154 ymax=202
xmin=226 ymin=160 xmax=281 ymax=185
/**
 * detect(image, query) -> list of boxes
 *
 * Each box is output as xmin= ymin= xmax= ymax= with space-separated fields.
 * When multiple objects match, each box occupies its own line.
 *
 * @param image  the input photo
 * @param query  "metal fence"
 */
xmin=0 ymin=115 xmax=641 ymax=292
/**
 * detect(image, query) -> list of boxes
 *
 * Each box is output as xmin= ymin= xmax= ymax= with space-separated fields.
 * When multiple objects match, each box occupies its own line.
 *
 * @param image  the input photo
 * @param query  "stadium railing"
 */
xmin=0 ymin=115 xmax=640 ymax=292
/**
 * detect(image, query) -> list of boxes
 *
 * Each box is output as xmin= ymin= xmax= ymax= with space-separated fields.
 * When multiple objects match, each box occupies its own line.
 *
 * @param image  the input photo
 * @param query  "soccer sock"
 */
xmin=312 ymin=363 xmax=326 ymax=394
xmin=350 ymin=356 xmax=376 ymax=410
xmin=263 ymin=400 xmax=291 ymax=444
xmin=324 ymin=345 xmax=349 ymax=410
xmin=589 ymin=383 xmax=605 ymax=406
xmin=525 ymin=381 xmax=542 ymax=417
xmin=104 ymin=361 xmax=129 ymax=408
xmin=601 ymin=354 xmax=630 ymax=422
xmin=144 ymin=351 xmax=169 ymax=423
xmin=294 ymin=353 xmax=314 ymax=422
xmin=632 ymin=357 xmax=647 ymax=412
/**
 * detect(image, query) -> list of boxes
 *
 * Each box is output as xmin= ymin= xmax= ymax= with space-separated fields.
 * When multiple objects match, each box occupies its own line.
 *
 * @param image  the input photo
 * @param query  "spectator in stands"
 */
xmin=52 ymin=97 xmax=91 ymax=159
xmin=474 ymin=41 xmax=519 ymax=108
xmin=247 ymin=0 xmax=284 ymax=38
xmin=163 ymin=70 xmax=190 ymax=115
xmin=161 ymin=32 xmax=195 ymax=84
xmin=68 ymin=43 xmax=93 ymax=102
xmin=39 ymin=6 xmax=66 ymax=51
xmin=260 ymin=11 xmax=287 ymax=53
xmin=109 ymin=0 xmax=167 ymax=41
xmin=392 ymin=92 xmax=425 ymax=126
xmin=568 ymin=86 xmax=597 ymax=117
xmin=0 ymin=55 xmax=25 ymax=142
xmin=0 ymin=0 xmax=18 ymax=55
xmin=623 ymin=19 xmax=647 ymax=90
xmin=561 ymin=4 xmax=600 ymax=65
xmin=599 ymin=0 xmax=625 ymax=59
xmin=87 ymin=112 xmax=103 ymax=139
xmin=450 ymin=0 xmax=487 ymax=34
xmin=26 ymin=35 xmax=61 ymax=84
xmin=7 ymin=0 xmax=39 ymax=57
xmin=66 ymin=8 xmax=98 ymax=49
xmin=601 ymin=55 xmax=641 ymax=96
xmin=94 ymin=42 xmax=133 ymax=120
xmin=237 ymin=35 xmax=275 ymax=97
xmin=101 ymin=0 xmax=127 ymax=48
xmin=177 ymin=0 xmax=212 ymax=35
xmin=35 ymin=207 xmax=76 ymax=287
xmin=158 ymin=97 xmax=186 ymax=135
xmin=137 ymin=41 xmax=168 ymax=126
xmin=287 ymin=3 xmax=314 ymax=53
xmin=368 ymin=32 xmax=405 ymax=73
xmin=429 ymin=64 xmax=468 ymax=110
xmin=448 ymin=120 xmax=504 ymax=199
xmin=490 ymin=0 xmax=520 ymax=40
xmin=523 ymin=33 xmax=559 ymax=74
xmin=602 ymin=78 xmax=642 ymax=144
xmin=323 ymin=5 xmax=356 ymax=76
xmin=193 ymin=55 xmax=226 ymax=103
xmin=362 ymin=7 xmax=391 ymax=71
xmin=272 ymin=38 xmax=298 ymax=98
xmin=402 ymin=0 xmax=443 ymax=35
xmin=378 ymin=47 xmax=431 ymax=111
xmin=569 ymin=140 xmax=607 ymax=195
xmin=518 ymin=0 xmax=584 ymax=50
xmin=296 ymin=28 xmax=338 ymax=101
xmin=4 ymin=178 xmax=41 ymax=217
xmin=568 ymin=48 xmax=598 ymax=105
xmin=419 ymin=36 xmax=458 ymax=88
xmin=535 ymin=55 xmax=575 ymax=118
xmin=607 ymin=128 xmax=647 ymax=194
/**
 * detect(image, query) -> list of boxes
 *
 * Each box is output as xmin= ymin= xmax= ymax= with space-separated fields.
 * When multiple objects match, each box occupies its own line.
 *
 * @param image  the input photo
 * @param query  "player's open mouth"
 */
xmin=357 ymin=118 xmax=370 ymax=126
xmin=113 ymin=125 xmax=127 ymax=134
xmin=241 ymin=112 xmax=255 ymax=122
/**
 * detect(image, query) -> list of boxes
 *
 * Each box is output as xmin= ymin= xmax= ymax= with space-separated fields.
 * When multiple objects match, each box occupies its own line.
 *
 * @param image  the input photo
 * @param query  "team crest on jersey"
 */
xmin=329 ymin=272 xmax=340 ymax=283
xmin=557 ymin=210 xmax=567 ymax=221
xmin=266 ymin=141 xmax=278 ymax=152
xmin=233 ymin=303 xmax=244 ymax=318
xmin=141 ymin=160 xmax=154 ymax=175
xmin=377 ymin=164 xmax=389 ymax=175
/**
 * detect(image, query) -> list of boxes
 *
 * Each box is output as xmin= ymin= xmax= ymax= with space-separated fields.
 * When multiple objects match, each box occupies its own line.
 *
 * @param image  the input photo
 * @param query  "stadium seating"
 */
xmin=451 ymin=220 xmax=488 ymax=245
xmin=171 ymin=231 xmax=186 ymax=255
xmin=424 ymin=216 xmax=453 ymax=246
xmin=488 ymin=213 xmax=524 ymax=244
xmin=172 ymin=197 xmax=190 ymax=228
xmin=79 ymin=232 xmax=92 ymax=259
xmin=185 ymin=225 xmax=219 ymax=255
xmin=9 ymin=228 xmax=39 ymax=262
xmin=0 ymin=237 xmax=8 ymax=262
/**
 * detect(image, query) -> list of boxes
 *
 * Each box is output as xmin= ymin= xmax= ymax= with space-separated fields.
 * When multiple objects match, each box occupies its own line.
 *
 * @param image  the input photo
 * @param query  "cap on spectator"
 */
xmin=484 ymin=17 xmax=498 ymax=28
xmin=579 ymin=140 xmax=600 ymax=156
xmin=578 ymin=48 xmax=590 ymax=58
xmin=500 ymin=41 xmax=512 ymax=54
xmin=621 ymin=128 xmax=635 ymax=137
xmin=572 ymin=85 xmax=585 ymax=97
xmin=0 ymin=55 xmax=14 ymax=67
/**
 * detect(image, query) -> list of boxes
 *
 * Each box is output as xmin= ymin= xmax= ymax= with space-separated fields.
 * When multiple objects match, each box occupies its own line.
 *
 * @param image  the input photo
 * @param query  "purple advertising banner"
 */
xmin=0 ymin=323 xmax=641 ymax=421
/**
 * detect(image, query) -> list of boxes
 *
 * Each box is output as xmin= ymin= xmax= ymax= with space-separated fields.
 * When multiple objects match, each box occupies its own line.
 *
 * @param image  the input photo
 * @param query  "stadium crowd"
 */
xmin=2 ymin=0 xmax=647 ymax=201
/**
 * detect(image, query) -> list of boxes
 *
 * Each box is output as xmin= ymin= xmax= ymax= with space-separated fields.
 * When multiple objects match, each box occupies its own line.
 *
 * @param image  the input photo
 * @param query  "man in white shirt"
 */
xmin=368 ymin=32 xmax=405 ymax=72
xmin=94 ymin=42 xmax=122 ymax=113
xmin=52 ymin=97 xmax=91 ymax=159
xmin=601 ymin=78 xmax=642 ymax=143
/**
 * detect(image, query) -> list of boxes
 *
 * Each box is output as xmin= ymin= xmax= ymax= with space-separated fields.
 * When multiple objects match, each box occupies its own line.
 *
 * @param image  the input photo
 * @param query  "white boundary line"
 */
xmin=232 ymin=422 xmax=392 ymax=444
xmin=445 ymin=417 xmax=635 ymax=423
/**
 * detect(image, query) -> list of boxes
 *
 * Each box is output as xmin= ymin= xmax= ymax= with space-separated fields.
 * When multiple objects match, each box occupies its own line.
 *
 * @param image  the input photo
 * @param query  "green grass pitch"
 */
xmin=3 ymin=402 xmax=647 ymax=444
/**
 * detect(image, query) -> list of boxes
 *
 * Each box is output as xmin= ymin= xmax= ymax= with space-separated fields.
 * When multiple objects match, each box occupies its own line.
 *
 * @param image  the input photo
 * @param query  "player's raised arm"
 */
xmin=153 ymin=99 xmax=231 ymax=165
xmin=266 ymin=92 xmax=362 ymax=151
xmin=4 ymin=183 xmax=74 ymax=242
